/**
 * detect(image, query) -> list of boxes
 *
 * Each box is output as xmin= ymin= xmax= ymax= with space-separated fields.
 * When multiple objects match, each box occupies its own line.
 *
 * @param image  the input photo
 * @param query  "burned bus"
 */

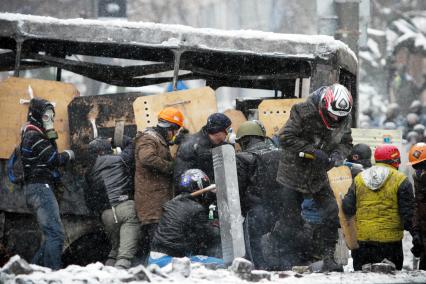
xmin=0 ymin=13 xmax=357 ymax=265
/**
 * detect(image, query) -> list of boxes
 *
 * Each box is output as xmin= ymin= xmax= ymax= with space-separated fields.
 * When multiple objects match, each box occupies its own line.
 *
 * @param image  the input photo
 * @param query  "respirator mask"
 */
xmin=42 ymin=108 xmax=58 ymax=140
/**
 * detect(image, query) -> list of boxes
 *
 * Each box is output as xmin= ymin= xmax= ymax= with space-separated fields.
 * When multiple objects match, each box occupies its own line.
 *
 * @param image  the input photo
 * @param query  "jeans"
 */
xmin=101 ymin=200 xmax=140 ymax=268
xmin=24 ymin=183 xmax=65 ymax=270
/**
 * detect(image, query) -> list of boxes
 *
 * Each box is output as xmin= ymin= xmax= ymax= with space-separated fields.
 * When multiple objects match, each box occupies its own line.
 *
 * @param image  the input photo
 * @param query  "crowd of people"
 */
xmin=17 ymin=83 xmax=426 ymax=273
xmin=360 ymin=100 xmax=426 ymax=144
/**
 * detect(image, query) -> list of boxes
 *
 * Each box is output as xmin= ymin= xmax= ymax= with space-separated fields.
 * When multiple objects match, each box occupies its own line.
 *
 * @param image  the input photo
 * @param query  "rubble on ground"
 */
xmin=1 ymin=255 xmax=426 ymax=284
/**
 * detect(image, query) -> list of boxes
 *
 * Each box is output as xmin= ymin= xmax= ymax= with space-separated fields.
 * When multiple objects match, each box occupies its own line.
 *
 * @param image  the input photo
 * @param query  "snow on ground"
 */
xmin=2 ymin=260 xmax=426 ymax=284
xmin=1 ymin=232 xmax=424 ymax=283
xmin=2 ymin=252 xmax=426 ymax=284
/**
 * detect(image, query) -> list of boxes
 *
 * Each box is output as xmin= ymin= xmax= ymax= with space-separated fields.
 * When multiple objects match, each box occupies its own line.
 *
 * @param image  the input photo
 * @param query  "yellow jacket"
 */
xmin=354 ymin=163 xmax=406 ymax=242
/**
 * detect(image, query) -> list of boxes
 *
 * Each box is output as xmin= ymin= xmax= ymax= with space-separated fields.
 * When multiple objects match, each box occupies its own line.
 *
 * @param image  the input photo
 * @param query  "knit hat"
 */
xmin=205 ymin=113 xmax=231 ymax=134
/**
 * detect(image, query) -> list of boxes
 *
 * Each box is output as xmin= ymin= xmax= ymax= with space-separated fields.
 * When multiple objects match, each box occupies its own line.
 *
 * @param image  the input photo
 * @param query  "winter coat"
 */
xmin=276 ymin=92 xmax=353 ymax=194
xmin=134 ymin=128 xmax=174 ymax=225
xmin=21 ymin=124 xmax=70 ymax=185
xmin=85 ymin=140 xmax=133 ymax=212
xmin=151 ymin=193 xmax=220 ymax=257
xmin=174 ymin=127 xmax=226 ymax=186
xmin=412 ymin=174 xmax=426 ymax=236
xmin=343 ymin=163 xmax=415 ymax=242
xmin=236 ymin=140 xmax=282 ymax=216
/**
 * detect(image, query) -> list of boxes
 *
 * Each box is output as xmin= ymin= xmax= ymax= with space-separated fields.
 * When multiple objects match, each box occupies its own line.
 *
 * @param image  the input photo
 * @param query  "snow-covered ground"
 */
xmin=1 ymin=233 xmax=425 ymax=284
xmin=2 ymin=257 xmax=426 ymax=284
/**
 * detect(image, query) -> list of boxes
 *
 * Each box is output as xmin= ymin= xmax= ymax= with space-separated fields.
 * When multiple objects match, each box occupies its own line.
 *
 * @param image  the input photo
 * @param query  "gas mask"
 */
xmin=42 ymin=108 xmax=58 ymax=140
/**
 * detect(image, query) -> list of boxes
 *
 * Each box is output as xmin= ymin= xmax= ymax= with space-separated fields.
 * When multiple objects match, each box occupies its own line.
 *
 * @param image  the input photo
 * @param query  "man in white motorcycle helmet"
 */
xmin=264 ymin=83 xmax=353 ymax=272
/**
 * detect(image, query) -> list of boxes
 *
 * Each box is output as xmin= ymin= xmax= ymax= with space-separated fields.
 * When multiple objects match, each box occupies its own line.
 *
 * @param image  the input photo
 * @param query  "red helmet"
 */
xmin=318 ymin=84 xmax=353 ymax=130
xmin=374 ymin=144 xmax=401 ymax=168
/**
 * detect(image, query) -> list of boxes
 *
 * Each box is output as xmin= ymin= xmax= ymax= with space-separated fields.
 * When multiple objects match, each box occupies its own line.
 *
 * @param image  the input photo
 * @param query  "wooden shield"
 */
xmin=327 ymin=165 xmax=359 ymax=250
xmin=0 ymin=77 xmax=79 ymax=159
xmin=133 ymin=87 xmax=217 ymax=133
xmin=258 ymin=98 xmax=304 ymax=137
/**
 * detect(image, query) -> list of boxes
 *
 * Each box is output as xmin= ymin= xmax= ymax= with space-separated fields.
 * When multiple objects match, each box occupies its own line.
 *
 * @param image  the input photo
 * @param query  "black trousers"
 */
xmin=244 ymin=204 xmax=276 ymax=269
xmin=264 ymin=185 xmax=339 ymax=269
xmin=352 ymin=241 xmax=403 ymax=270
xmin=134 ymin=223 xmax=158 ymax=265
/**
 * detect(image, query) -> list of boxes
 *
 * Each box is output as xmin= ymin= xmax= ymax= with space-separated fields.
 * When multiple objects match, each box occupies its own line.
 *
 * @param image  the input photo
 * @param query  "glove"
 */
xmin=313 ymin=149 xmax=332 ymax=168
xmin=411 ymin=233 xmax=425 ymax=257
xmin=63 ymin=150 xmax=75 ymax=161
xmin=330 ymin=151 xmax=345 ymax=167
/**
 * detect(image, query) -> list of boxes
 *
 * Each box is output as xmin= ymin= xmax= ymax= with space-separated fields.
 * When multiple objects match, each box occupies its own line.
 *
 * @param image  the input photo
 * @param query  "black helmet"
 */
xmin=178 ymin=169 xmax=210 ymax=193
xmin=27 ymin=98 xmax=55 ymax=128
xmin=347 ymin=143 xmax=372 ymax=168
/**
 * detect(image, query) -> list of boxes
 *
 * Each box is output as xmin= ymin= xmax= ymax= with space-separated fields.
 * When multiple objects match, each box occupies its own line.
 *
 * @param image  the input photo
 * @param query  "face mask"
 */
xmin=42 ymin=109 xmax=58 ymax=140
xmin=416 ymin=169 xmax=426 ymax=184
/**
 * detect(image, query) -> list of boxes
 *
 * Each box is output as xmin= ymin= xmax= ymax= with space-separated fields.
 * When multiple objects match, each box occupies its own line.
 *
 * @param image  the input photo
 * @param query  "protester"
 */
xmin=343 ymin=144 xmax=415 ymax=270
xmin=85 ymin=136 xmax=139 ymax=269
xmin=21 ymin=98 xmax=74 ymax=270
xmin=235 ymin=120 xmax=281 ymax=269
xmin=346 ymin=143 xmax=372 ymax=177
xmin=134 ymin=107 xmax=184 ymax=262
xmin=407 ymin=143 xmax=426 ymax=269
xmin=149 ymin=169 xmax=222 ymax=267
xmin=263 ymin=83 xmax=353 ymax=271
xmin=174 ymin=113 xmax=231 ymax=185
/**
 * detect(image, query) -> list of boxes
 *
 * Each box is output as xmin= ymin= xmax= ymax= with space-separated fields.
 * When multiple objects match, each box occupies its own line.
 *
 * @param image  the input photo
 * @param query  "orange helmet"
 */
xmin=158 ymin=107 xmax=184 ymax=128
xmin=408 ymin=142 xmax=426 ymax=166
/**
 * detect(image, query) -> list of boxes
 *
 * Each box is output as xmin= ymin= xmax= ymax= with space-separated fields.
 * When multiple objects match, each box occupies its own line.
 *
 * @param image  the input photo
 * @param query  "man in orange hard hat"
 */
xmin=408 ymin=142 xmax=426 ymax=269
xmin=134 ymin=107 xmax=185 ymax=264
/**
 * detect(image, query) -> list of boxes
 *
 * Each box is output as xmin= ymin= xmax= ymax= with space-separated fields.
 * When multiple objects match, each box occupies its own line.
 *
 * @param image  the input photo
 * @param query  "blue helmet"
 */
xmin=178 ymin=169 xmax=210 ymax=193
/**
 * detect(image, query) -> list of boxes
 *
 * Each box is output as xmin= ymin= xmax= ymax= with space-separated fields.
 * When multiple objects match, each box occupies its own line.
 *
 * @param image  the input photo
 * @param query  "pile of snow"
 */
xmin=2 ymin=254 xmax=426 ymax=284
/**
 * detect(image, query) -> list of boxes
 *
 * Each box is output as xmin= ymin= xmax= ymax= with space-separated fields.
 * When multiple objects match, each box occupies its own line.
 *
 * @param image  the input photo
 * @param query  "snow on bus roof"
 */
xmin=0 ymin=12 xmax=357 ymax=66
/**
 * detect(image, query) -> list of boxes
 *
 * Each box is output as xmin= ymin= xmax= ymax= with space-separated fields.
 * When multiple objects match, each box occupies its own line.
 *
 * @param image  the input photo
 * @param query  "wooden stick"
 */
xmin=190 ymin=184 xmax=216 ymax=197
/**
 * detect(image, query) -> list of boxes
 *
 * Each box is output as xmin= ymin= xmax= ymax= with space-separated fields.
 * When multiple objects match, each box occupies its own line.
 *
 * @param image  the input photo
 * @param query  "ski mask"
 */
xmin=42 ymin=108 xmax=58 ymax=140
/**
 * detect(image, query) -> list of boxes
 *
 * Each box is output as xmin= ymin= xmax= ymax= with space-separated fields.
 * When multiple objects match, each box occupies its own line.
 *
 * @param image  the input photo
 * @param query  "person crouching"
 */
xmin=149 ymin=169 xmax=222 ymax=267
xmin=85 ymin=137 xmax=140 ymax=269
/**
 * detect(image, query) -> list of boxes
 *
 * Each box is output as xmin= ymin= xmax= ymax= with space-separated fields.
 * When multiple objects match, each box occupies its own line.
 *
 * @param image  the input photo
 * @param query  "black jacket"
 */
xmin=151 ymin=193 xmax=220 ymax=257
xmin=276 ymin=90 xmax=353 ymax=194
xmin=174 ymin=127 xmax=226 ymax=186
xmin=21 ymin=124 xmax=70 ymax=185
xmin=412 ymin=174 xmax=426 ymax=236
xmin=85 ymin=140 xmax=134 ymax=213
xmin=236 ymin=140 xmax=282 ymax=215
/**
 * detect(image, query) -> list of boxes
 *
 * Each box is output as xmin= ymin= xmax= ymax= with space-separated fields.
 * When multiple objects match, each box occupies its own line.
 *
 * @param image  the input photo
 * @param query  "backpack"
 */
xmin=7 ymin=145 xmax=24 ymax=185
xmin=7 ymin=124 xmax=44 ymax=185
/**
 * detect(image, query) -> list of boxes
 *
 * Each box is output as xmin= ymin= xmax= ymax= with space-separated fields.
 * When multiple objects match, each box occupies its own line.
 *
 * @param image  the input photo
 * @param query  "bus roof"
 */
xmin=0 ymin=13 xmax=357 ymax=88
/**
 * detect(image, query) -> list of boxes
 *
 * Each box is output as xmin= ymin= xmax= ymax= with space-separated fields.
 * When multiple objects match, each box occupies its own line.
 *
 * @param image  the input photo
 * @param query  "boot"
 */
xmin=260 ymin=233 xmax=281 ymax=270
xmin=115 ymin=258 xmax=131 ymax=269
xmin=321 ymin=247 xmax=343 ymax=272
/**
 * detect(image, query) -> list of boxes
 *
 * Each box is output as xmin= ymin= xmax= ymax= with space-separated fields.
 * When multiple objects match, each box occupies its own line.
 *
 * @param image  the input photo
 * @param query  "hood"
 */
xmin=360 ymin=165 xmax=391 ymax=191
xmin=307 ymin=87 xmax=326 ymax=109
